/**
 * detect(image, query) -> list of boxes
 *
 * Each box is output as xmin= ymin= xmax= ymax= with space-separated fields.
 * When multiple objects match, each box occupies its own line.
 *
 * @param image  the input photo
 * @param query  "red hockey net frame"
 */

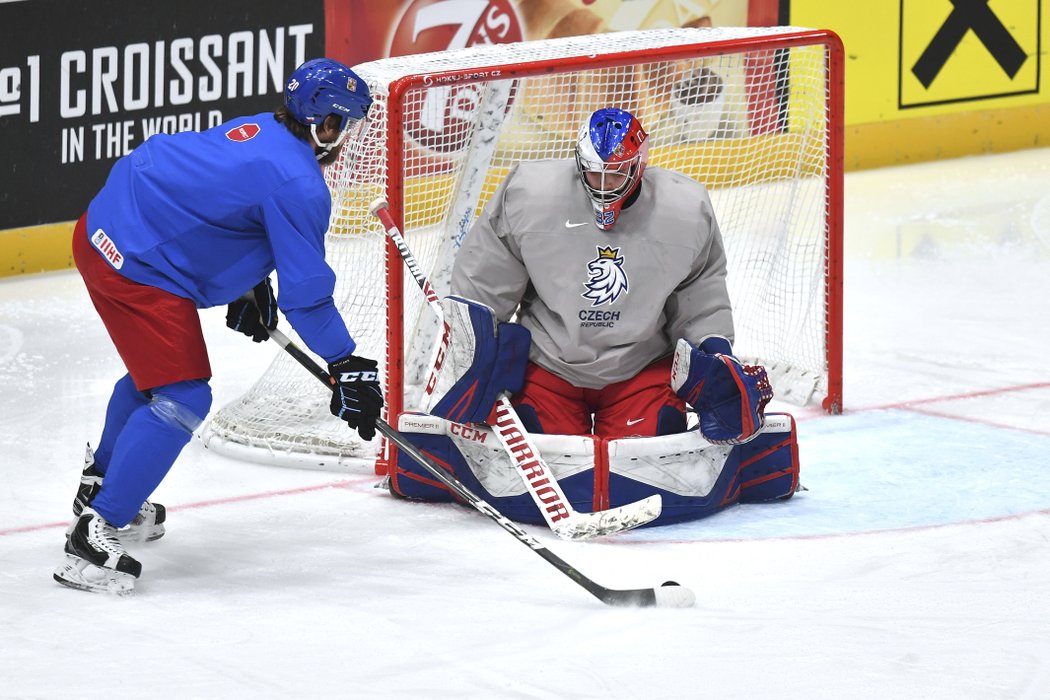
xmin=376 ymin=29 xmax=844 ymax=473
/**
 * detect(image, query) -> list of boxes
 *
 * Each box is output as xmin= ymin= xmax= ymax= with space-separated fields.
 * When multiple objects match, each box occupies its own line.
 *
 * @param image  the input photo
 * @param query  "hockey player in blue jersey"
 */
xmin=54 ymin=58 xmax=383 ymax=595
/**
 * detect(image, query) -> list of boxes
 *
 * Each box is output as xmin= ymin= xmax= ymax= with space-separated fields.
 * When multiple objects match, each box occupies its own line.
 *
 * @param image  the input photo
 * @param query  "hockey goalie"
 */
xmin=388 ymin=296 xmax=798 ymax=527
xmin=387 ymin=108 xmax=799 ymax=528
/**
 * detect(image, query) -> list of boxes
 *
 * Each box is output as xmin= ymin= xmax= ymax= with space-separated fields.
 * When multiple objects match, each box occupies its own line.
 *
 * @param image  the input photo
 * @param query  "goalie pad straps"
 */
xmin=426 ymin=296 xmax=531 ymax=424
xmin=670 ymin=337 xmax=774 ymax=445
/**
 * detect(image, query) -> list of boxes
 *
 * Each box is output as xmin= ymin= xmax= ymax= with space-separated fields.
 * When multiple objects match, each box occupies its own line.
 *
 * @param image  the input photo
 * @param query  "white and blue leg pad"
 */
xmin=390 ymin=413 xmax=799 ymax=527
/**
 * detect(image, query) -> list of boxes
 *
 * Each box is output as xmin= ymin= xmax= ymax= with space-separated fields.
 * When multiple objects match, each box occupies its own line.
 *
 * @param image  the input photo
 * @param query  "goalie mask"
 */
xmin=285 ymin=58 xmax=372 ymax=161
xmin=575 ymin=108 xmax=649 ymax=230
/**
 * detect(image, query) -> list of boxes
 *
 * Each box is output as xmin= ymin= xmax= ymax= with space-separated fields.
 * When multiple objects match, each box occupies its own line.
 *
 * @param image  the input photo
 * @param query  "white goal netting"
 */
xmin=200 ymin=26 xmax=843 ymax=470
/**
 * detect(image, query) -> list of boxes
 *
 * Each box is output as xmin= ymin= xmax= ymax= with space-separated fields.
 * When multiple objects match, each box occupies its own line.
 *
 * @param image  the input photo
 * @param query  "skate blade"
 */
xmin=114 ymin=523 xmax=165 ymax=544
xmin=53 ymin=554 xmax=136 ymax=596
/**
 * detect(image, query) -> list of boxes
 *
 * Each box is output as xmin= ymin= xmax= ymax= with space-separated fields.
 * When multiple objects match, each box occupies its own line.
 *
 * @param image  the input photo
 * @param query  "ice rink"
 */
xmin=2 ymin=146 xmax=1049 ymax=698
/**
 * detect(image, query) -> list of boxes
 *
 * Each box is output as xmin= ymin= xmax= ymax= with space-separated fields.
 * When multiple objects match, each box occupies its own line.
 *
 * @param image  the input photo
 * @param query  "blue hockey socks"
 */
xmin=91 ymin=379 xmax=211 ymax=527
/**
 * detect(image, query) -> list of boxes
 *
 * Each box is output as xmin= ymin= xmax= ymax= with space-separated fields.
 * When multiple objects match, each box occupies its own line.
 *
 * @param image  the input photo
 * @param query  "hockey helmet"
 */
xmin=285 ymin=58 xmax=372 ymax=159
xmin=574 ymin=108 xmax=649 ymax=230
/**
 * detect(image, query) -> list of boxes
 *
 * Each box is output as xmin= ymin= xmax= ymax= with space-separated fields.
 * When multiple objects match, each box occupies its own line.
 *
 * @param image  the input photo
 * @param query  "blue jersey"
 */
xmin=86 ymin=113 xmax=355 ymax=362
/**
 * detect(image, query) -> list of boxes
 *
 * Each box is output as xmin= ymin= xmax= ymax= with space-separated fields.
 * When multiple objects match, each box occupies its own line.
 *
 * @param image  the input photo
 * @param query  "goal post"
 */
xmin=200 ymin=26 xmax=844 ymax=472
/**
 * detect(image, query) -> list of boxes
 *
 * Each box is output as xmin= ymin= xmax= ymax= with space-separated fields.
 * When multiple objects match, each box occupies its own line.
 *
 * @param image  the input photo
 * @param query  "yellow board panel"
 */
xmin=900 ymin=0 xmax=1040 ymax=108
xmin=791 ymin=0 xmax=1047 ymax=123
xmin=848 ymin=102 xmax=1050 ymax=170
xmin=0 ymin=222 xmax=76 ymax=277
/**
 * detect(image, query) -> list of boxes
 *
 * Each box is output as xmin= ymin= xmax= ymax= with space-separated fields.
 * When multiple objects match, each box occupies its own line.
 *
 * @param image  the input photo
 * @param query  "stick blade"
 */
xmin=552 ymin=494 xmax=662 ymax=540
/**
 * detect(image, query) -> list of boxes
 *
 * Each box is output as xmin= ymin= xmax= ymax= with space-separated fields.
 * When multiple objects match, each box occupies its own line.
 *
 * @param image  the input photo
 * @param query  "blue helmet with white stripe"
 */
xmin=574 ymin=108 xmax=649 ymax=230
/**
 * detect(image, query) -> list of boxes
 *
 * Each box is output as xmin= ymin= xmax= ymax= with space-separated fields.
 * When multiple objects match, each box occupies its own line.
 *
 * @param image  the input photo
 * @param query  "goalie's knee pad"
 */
xmin=148 ymin=379 xmax=212 ymax=433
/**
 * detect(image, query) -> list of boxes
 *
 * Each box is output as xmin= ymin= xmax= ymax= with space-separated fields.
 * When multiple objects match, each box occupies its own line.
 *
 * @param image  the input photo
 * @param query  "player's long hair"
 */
xmin=274 ymin=104 xmax=312 ymax=141
xmin=274 ymin=105 xmax=348 ymax=165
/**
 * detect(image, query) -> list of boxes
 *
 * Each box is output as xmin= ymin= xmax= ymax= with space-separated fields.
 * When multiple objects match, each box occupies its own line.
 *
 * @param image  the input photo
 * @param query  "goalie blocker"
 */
xmin=389 ymin=413 xmax=799 ymax=527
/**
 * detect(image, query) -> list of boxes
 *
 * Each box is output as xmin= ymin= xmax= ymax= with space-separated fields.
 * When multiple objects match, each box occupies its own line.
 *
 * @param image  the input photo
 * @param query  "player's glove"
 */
xmin=226 ymin=278 xmax=278 ymax=343
xmin=670 ymin=338 xmax=773 ymax=445
xmin=328 ymin=354 xmax=384 ymax=441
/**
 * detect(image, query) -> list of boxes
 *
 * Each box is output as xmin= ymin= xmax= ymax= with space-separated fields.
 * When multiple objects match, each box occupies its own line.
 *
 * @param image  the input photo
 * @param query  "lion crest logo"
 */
xmin=581 ymin=245 xmax=629 ymax=306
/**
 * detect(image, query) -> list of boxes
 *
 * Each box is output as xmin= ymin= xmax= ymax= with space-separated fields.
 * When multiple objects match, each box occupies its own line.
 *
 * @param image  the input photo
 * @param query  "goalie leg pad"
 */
xmin=736 ymin=413 xmax=800 ymax=502
xmin=606 ymin=430 xmax=737 ymax=525
xmin=426 ymin=296 xmax=531 ymax=424
xmin=391 ymin=413 xmax=799 ymax=527
xmin=605 ymin=412 xmax=799 ymax=524
xmin=391 ymin=414 xmax=596 ymax=524
xmin=389 ymin=431 xmax=464 ymax=504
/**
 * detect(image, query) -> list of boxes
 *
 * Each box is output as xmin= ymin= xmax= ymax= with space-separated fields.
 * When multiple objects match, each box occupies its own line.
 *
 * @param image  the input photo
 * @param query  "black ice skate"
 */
xmin=54 ymin=507 xmax=142 ymax=595
xmin=72 ymin=444 xmax=166 ymax=542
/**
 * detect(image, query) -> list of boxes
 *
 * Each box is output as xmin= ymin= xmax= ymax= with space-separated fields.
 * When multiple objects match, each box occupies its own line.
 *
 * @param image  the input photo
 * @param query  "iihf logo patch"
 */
xmin=90 ymin=228 xmax=123 ymax=270
xmin=581 ymin=245 xmax=629 ymax=306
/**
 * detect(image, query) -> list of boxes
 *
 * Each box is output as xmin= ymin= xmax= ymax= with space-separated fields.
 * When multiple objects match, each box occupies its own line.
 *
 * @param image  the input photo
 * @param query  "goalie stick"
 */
xmin=369 ymin=199 xmax=662 ymax=540
xmin=268 ymin=326 xmax=694 ymax=609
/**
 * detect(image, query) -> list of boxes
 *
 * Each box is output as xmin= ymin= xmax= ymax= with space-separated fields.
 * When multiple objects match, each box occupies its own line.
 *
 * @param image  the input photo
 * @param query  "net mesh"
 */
xmin=200 ymin=27 xmax=839 ymax=469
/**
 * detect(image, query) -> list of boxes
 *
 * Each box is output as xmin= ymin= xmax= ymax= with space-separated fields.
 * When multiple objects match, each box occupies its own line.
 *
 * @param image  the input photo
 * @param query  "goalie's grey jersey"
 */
xmin=451 ymin=159 xmax=733 ymax=389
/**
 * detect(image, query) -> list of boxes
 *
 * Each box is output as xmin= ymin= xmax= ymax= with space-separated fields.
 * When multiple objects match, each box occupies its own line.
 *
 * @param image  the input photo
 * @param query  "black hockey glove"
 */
xmin=328 ymin=354 xmax=384 ymax=441
xmin=226 ymin=278 xmax=278 ymax=343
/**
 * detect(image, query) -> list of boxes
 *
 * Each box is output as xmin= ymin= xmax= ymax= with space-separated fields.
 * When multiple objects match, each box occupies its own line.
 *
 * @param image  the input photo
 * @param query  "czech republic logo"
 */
xmin=581 ymin=245 xmax=629 ymax=307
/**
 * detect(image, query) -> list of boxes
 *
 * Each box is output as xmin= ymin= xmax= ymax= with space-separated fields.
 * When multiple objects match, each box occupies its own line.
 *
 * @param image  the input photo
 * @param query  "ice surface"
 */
xmin=2 ymin=148 xmax=1049 ymax=698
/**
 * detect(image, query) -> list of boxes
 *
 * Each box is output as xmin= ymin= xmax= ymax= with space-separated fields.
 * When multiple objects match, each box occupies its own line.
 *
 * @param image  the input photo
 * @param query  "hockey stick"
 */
xmin=369 ymin=199 xmax=662 ymax=540
xmin=267 ymin=326 xmax=694 ymax=608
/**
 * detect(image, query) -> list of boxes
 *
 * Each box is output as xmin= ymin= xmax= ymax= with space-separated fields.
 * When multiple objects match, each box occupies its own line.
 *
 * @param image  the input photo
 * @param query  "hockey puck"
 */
xmin=653 ymin=581 xmax=696 ymax=608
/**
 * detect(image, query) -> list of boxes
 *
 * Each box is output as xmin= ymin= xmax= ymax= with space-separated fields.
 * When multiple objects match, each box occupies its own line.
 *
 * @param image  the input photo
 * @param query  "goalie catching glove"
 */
xmin=328 ymin=354 xmax=384 ymax=440
xmin=670 ymin=337 xmax=773 ymax=445
xmin=226 ymin=278 xmax=279 ymax=342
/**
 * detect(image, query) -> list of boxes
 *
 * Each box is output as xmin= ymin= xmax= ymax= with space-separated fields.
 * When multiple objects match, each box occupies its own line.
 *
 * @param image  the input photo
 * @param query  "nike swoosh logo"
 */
xmin=564 ymin=220 xmax=589 ymax=228
xmin=626 ymin=418 xmax=645 ymax=426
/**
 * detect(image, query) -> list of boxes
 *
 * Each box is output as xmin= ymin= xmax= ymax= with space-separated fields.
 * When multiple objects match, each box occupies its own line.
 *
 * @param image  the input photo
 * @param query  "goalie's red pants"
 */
xmin=73 ymin=212 xmax=212 ymax=391
xmin=511 ymin=358 xmax=686 ymax=439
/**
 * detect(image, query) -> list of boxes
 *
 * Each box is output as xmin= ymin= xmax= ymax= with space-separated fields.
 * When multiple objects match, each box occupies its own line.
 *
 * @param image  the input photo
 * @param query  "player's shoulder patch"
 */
xmin=226 ymin=123 xmax=261 ymax=142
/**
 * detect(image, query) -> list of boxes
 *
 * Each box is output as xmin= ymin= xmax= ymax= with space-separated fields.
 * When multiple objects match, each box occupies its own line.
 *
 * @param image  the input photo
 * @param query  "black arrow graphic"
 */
xmin=912 ymin=0 xmax=1028 ymax=89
